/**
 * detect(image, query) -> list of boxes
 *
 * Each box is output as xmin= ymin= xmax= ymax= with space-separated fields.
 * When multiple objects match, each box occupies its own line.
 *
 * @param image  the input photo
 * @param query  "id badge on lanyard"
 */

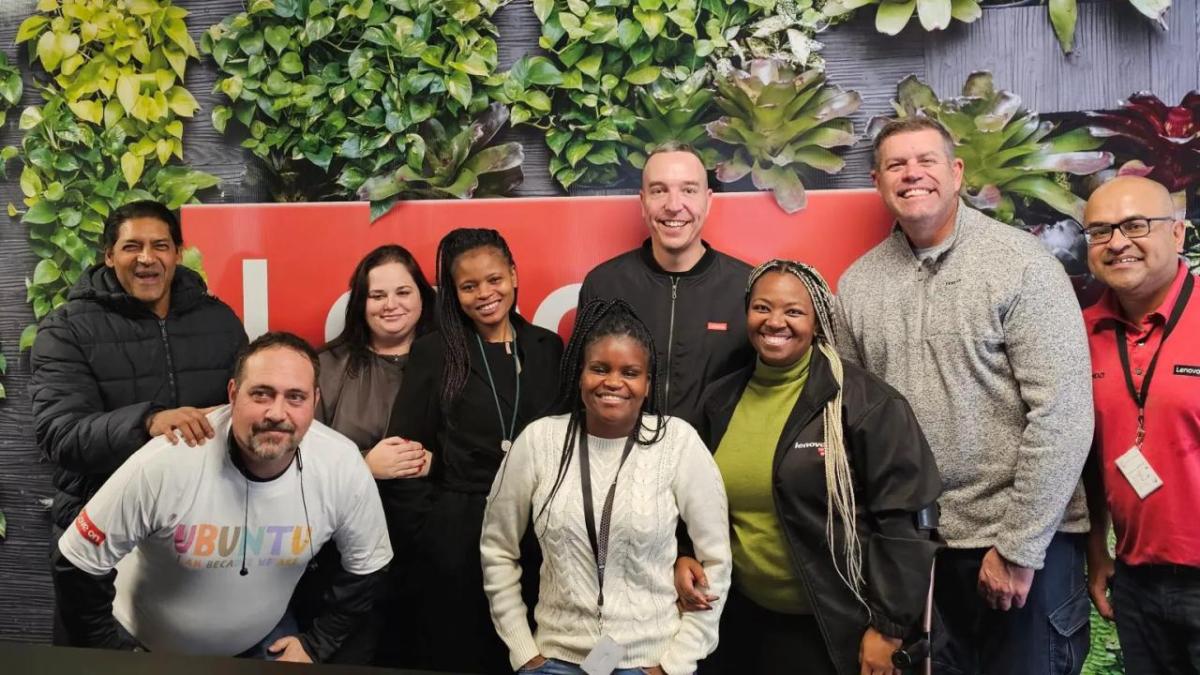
xmin=1112 ymin=274 xmax=1193 ymax=499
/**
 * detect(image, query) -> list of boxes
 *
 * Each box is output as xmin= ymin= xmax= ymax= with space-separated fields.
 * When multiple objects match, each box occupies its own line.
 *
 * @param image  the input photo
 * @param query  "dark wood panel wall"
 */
xmin=0 ymin=0 xmax=1196 ymax=644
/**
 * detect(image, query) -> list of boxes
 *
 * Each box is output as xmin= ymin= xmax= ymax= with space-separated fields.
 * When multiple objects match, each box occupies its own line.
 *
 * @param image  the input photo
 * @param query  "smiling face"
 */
xmin=872 ymin=129 xmax=964 ymax=244
xmin=581 ymin=335 xmax=651 ymax=439
xmin=364 ymin=261 xmax=423 ymax=351
xmin=452 ymin=245 xmax=517 ymax=339
xmin=104 ymin=216 xmax=182 ymax=318
xmin=640 ymin=150 xmax=712 ymax=268
xmin=747 ymin=271 xmax=817 ymax=367
xmin=1084 ymin=176 xmax=1185 ymax=306
xmin=228 ymin=347 xmax=319 ymax=475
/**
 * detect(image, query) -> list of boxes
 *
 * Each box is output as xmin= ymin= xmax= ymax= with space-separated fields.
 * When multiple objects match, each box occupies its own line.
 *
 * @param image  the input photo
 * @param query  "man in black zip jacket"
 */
xmin=577 ymin=142 xmax=754 ymax=428
xmin=30 ymin=200 xmax=247 ymax=643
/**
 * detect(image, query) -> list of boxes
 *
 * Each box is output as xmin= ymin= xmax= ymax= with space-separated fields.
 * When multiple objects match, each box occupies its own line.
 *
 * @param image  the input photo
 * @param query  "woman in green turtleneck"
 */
xmin=676 ymin=260 xmax=943 ymax=675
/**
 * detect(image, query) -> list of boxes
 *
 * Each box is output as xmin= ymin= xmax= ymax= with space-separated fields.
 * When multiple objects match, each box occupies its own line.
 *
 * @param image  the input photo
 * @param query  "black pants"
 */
xmin=700 ymin=585 xmax=836 ymax=675
xmin=420 ymin=489 xmax=539 ymax=675
xmin=1113 ymin=561 xmax=1200 ymax=675
xmin=932 ymin=532 xmax=1090 ymax=675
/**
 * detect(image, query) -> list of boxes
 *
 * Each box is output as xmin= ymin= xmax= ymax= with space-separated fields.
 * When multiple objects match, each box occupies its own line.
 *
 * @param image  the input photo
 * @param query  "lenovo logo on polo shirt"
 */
xmin=75 ymin=509 xmax=106 ymax=546
xmin=1175 ymin=364 xmax=1200 ymax=377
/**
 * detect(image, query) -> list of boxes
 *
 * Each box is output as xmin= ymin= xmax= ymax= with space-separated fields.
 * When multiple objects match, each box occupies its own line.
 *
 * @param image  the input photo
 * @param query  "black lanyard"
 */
xmin=1114 ymin=273 xmax=1193 ymax=445
xmin=578 ymin=426 xmax=637 ymax=614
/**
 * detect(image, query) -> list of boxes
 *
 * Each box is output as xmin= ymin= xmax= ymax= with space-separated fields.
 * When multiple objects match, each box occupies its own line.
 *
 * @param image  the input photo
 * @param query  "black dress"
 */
xmin=385 ymin=314 xmax=563 ymax=674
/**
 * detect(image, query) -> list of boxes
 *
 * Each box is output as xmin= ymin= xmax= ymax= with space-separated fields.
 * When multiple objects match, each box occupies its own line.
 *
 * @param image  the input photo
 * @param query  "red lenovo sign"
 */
xmin=182 ymin=190 xmax=892 ymax=346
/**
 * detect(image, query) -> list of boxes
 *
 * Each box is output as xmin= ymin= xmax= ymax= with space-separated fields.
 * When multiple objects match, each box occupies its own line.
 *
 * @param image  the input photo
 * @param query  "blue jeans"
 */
xmin=1112 ymin=560 xmax=1200 ymax=675
xmin=517 ymin=657 xmax=649 ymax=675
xmin=932 ymin=532 xmax=1091 ymax=675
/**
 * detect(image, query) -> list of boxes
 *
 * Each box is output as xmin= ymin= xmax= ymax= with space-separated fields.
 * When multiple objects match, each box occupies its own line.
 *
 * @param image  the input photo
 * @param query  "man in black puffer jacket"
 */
xmin=30 ymin=200 xmax=247 ymax=643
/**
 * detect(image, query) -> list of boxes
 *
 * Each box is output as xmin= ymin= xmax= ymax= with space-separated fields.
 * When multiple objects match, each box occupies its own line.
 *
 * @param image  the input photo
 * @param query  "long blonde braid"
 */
xmin=746 ymin=260 xmax=868 ymax=611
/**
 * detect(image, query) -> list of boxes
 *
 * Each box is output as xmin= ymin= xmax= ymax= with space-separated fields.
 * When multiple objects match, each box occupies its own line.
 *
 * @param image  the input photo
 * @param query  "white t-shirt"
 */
xmin=59 ymin=405 xmax=392 ymax=655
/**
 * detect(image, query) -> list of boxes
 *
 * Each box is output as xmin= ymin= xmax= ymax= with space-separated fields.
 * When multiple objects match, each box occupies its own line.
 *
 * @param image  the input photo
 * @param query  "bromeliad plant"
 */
xmin=13 ymin=0 xmax=218 ymax=325
xmin=706 ymin=58 xmax=861 ymax=213
xmin=822 ymin=0 xmax=982 ymax=37
xmin=620 ymin=68 xmax=718 ymax=169
xmin=204 ymin=0 xmax=520 ymax=210
xmin=1083 ymin=91 xmax=1200 ymax=270
xmin=356 ymin=103 xmax=524 ymax=219
xmin=871 ymin=73 xmax=1112 ymax=223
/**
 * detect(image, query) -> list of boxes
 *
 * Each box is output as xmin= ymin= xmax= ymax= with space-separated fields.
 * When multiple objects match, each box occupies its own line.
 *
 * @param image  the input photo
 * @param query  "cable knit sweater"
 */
xmin=481 ymin=414 xmax=731 ymax=674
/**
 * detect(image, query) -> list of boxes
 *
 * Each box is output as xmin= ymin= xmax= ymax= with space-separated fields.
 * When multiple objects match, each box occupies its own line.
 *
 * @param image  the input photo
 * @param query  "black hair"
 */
xmin=325 ymin=244 xmax=436 ymax=378
xmin=232 ymin=331 xmax=321 ymax=387
xmin=533 ymin=299 xmax=666 ymax=529
xmin=434 ymin=228 xmax=518 ymax=407
xmin=103 ymin=200 xmax=183 ymax=250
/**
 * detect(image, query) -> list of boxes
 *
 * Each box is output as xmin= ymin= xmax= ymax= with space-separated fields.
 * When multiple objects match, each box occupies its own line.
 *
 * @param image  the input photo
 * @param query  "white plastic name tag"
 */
xmin=1115 ymin=446 xmax=1164 ymax=499
xmin=580 ymin=635 xmax=626 ymax=675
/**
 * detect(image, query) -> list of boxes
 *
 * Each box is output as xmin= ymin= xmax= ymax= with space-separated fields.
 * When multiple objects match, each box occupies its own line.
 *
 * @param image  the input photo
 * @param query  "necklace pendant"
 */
xmin=501 ymin=439 xmax=513 ymax=453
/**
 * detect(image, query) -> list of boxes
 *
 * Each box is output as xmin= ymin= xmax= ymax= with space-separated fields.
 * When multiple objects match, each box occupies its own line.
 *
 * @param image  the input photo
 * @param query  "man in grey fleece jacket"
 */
xmin=834 ymin=118 xmax=1094 ymax=675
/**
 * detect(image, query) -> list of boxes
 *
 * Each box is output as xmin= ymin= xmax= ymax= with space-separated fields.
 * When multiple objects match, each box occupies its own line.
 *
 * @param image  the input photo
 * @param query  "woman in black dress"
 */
xmin=386 ymin=228 xmax=563 ymax=674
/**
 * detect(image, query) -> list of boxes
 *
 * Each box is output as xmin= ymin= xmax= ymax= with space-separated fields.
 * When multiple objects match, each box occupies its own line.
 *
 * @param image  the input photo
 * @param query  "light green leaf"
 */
xmin=265 ymin=25 xmax=292 ymax=54
xmin=33 ymin=258 xmax=62 ymax=285
xmin=876 ymin=0 xmax=917 ymax=35
xmin=121 ymin=151 xmax=145 ymax=188
xmin=624 ymin=65 xmax=661 ymax=85
xmin=20 ymin=324 xmax=38 ymax=352
xmin=15 ymin=15 xmax=50 ymax=44
xmin=950 ymin=0 xmax=982 ymax=22
xmin=1048 ymin=0 xmax=1078 ymax=53
xmin=917 ymin=0 xmax=952 ymax=31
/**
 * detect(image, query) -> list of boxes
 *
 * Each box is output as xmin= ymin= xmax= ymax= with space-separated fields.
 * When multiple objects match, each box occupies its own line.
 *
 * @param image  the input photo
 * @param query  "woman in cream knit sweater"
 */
xmin=481 ymin=299 xmax=732 ymax=675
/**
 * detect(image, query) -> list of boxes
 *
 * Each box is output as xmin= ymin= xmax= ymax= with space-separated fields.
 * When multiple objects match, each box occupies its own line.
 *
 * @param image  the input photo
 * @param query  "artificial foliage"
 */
xmin=357 ymin=102 xmax=524 ymax=219
xmin=707 ymin=58 xmax=860 ymax=213
xmin=873 ymin=73 xmax=1111 ymax=224
xmin=12 ymin=0 xmax=218 ymax=327
xmin=1083 ymin=91 xmax=1200 ymax=270
xmin=1045 ymin=0 xmax=1171 ymax=54
xmin=822 ymin=0 xmax=982 ymax=36
xmin=500 ymin=0 xmax=836 ymax=190
xmin=0 ymin=51 xmax=23 ymax=402
xmin=203 ymin=0 xmax=521 ymax=211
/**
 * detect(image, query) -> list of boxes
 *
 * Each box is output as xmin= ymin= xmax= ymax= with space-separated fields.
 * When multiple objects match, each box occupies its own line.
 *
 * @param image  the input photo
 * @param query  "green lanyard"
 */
xmin=475 ymin=327 xmax=521 ymax=453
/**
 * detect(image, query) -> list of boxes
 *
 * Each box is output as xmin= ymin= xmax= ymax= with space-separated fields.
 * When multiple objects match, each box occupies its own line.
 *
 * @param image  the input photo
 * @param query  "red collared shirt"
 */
xmin=1085 ymin=262 xmax=1200 ymax=566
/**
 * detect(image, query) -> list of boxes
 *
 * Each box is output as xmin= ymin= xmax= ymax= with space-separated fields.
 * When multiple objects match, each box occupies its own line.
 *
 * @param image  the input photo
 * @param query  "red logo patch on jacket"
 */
xmin=707 ymin=322 xmax=727 ymax=331
xmin=75 ymin=509 xmax=106 ymax=546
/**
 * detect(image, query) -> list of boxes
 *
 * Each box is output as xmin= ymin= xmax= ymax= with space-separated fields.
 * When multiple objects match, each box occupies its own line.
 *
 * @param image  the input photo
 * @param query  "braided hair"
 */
xmin=434 ymin=228 xmax=518 ymax=407
xmin=746 ymin=259 xmax=867 ymax=610
xmin=532 ymin=299 xmax=666 ymax=530
xmin=326 ymin=244 xmax=436 ymax=379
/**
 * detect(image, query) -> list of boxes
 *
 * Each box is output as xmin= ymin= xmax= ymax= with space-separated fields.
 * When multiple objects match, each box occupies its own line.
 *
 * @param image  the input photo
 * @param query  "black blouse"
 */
xmin=386 ymin=314 xmax=564 ymax=494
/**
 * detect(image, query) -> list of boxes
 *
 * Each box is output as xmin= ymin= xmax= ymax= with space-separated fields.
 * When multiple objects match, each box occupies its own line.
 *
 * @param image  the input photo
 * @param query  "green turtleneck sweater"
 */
xmin=714 ymin=348 xmax=812 ymax=614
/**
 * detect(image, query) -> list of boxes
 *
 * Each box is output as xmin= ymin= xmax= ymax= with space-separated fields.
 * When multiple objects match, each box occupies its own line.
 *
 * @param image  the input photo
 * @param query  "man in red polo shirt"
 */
xmin=1082 ymin=175 xmax=1199 ymax=675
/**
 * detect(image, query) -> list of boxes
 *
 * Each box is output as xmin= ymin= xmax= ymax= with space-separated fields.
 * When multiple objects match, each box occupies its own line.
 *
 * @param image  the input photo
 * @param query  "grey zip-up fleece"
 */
xmin=833 ymin=202 xmax=1093 ymax=569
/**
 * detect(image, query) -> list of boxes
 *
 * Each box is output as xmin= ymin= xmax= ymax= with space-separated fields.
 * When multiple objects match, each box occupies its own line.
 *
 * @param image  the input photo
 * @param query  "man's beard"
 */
xmin=248 ymin=420 xmax=298 ymax=461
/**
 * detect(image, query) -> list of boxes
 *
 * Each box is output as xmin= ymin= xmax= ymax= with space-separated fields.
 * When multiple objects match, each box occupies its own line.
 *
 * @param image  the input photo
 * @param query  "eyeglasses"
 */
xmin=1081 ymin=216 xmax=1175 ymax=245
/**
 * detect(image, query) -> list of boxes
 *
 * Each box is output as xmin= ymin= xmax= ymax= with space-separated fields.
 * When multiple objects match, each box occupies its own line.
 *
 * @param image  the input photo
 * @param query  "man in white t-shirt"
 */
xmin=54 ymin=332 xmax=392 ymax=663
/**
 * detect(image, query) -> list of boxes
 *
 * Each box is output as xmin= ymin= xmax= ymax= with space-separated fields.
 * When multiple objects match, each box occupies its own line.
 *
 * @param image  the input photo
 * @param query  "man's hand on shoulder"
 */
xmin=145 ymin=407 xmax=218 ymax=446
xmin=268 ymin=635 xmax=313 ymax=663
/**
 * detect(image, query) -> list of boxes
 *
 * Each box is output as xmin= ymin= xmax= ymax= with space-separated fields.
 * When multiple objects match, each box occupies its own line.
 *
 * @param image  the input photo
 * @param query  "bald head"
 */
xmin=1084 ymin=176 xmax=1176 ymax=225
xmin=1084 ymin=175 xmax=1185 ymax=315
